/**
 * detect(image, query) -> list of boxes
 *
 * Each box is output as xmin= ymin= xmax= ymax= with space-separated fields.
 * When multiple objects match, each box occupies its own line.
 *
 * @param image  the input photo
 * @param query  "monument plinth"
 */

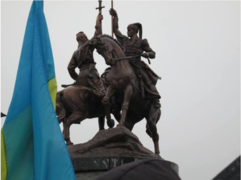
xmin=68 ymin=127 xmax=178 ymax=180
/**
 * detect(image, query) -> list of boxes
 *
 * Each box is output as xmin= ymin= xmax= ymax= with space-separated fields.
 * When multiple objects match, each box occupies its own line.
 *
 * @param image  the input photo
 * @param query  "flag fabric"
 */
xmin=1 ymin=1 xmax=76 ymax=180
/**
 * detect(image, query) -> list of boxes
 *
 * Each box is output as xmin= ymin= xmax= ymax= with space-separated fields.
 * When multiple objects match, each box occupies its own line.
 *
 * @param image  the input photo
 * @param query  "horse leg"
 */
xmin=119 ymin=85 xmax=133 ymax=126
xmin=125 ymin=120 xmax=135 ymax=131
xmin=113 ymin=110 xmax=121 ymax=123
xmin=146 ymin=105 xmax=161 ymax=155
xmin=146 ymin=107 xmax=161 ymax=138
xmin=63 ymin=111 xmax=86 ymax=145
xmin=102 ymin=86 xmax=115 ymax=128
xmin=146 ymin=123 xmax=152 ymax=138
xmin=63 ymin=118 xmax=72 ymax=145
xmin=98 ymin=116 xmax=105 ymax=131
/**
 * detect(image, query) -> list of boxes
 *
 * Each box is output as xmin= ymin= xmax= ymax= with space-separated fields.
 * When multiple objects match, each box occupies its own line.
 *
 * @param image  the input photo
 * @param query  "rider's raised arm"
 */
xmin=94 ymin=12 xmax=103 ymax=37
xmin=67 ymin=52 xmax=79 ymax=80
xmin=142 ymin=39 xmax=156 ymax=59
xmin=110 ymin=8 xmax=128 ymax=46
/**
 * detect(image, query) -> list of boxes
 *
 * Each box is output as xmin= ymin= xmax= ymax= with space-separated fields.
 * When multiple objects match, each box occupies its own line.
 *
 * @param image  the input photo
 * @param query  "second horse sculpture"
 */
xmin=91 ymin=35 xmax=161 ymax=155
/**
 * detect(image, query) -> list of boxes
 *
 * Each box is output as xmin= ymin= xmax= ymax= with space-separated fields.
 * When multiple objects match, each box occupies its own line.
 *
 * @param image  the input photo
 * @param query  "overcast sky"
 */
xmin=1 ymin=1 xmax=240 ymax=180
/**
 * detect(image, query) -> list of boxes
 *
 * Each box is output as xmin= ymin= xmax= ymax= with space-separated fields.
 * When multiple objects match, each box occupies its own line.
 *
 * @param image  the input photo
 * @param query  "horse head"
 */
xmin=91 ymin=35 xmax=125 ymax=66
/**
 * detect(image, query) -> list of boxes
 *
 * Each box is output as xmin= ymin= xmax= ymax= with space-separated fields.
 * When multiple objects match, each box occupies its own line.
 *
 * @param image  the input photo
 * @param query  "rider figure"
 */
xmin=67 ymin=12 xmax=105 ymax=98
xmin=109 ymin=8 xmax=161 ymax=109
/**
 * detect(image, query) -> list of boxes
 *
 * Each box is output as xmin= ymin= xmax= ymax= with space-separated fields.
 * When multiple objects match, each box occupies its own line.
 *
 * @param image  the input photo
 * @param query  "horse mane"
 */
xmin=99 ymin=34 xmax=123 ymax=50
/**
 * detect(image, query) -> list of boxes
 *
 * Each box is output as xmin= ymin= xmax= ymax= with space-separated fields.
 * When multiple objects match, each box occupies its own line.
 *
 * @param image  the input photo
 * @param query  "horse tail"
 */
xmin=56 ymin=90 xmax=66 ymax=124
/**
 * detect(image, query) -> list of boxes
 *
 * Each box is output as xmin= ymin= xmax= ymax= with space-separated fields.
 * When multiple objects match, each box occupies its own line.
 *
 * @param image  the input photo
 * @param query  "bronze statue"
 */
xmin=56 ymin=12 xmax=117 ymax=145
xmin=91 ymin=35 xmax=161 ymax=155
xmin=56 ymin=4 xmax=162 ymax=155
xmin=109 ymin=8 xmax=161 ymax=109
xmin=67 ymin=12 xmax=105 ymax=97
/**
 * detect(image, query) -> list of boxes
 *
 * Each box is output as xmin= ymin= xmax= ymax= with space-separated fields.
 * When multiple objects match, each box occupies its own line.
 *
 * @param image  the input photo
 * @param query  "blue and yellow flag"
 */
xmin=1 ymin=1 xmax=76 ymax=180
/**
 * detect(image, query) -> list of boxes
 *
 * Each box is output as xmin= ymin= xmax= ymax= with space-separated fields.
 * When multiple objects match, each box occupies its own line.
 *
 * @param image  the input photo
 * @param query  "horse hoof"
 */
xmin=99 ymin=128 xmax=105 ymax=131
xmin=117 ymin=123 xmax=124 ymax=127
xmin=107 ymin=119 xmax=115 ymax=128
xmin=155 ymin=151 xmax=160 ymax=156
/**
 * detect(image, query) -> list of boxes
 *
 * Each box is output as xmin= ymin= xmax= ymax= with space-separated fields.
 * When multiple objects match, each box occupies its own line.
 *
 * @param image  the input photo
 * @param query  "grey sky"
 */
xmin=1 ymin=1 xmax=240 ymax=180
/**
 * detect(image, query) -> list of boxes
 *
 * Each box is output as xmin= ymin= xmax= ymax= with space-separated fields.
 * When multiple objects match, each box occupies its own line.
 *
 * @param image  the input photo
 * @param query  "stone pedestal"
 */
xmin=68 ymin=126 xmax=178 ymax=180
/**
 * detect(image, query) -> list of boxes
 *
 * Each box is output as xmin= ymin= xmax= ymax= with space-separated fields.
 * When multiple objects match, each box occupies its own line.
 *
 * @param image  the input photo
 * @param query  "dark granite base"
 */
xmin=73 ymin=156 xmax=178 ymax=173
xmin=73 ymin=156 xmax=178 ymax=180
xmin=68 ymin=127 xmax=179 ymax=180
xmin=75 ymin=171 xmax=105 ymax=180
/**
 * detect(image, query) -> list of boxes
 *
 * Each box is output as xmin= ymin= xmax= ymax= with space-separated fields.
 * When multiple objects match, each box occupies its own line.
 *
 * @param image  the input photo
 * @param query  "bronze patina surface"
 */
xmin=56 ymin=2 xmax=162 ymax=156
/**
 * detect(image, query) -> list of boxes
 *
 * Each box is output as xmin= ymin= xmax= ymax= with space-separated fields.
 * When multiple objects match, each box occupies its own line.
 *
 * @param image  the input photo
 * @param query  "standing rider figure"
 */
xmin=67 ymin=12 xmax=105 ymax=98
xmin=109 ymin=8 xmax=161 ymax=109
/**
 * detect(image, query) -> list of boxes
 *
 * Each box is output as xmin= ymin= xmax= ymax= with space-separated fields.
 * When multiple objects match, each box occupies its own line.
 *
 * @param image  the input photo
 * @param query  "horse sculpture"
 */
xmin=56 ymin=87 xmax=110 ymax=145
xmin=91 ymin=35 xmax=161 ymax=155
xmin=56 ymin=68 xmax=119 ymax=145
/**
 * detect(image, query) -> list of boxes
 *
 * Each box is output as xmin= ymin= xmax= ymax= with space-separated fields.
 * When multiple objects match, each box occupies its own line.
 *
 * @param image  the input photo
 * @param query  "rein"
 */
xmin=113 ymin=54 xmax=151 ymax=64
